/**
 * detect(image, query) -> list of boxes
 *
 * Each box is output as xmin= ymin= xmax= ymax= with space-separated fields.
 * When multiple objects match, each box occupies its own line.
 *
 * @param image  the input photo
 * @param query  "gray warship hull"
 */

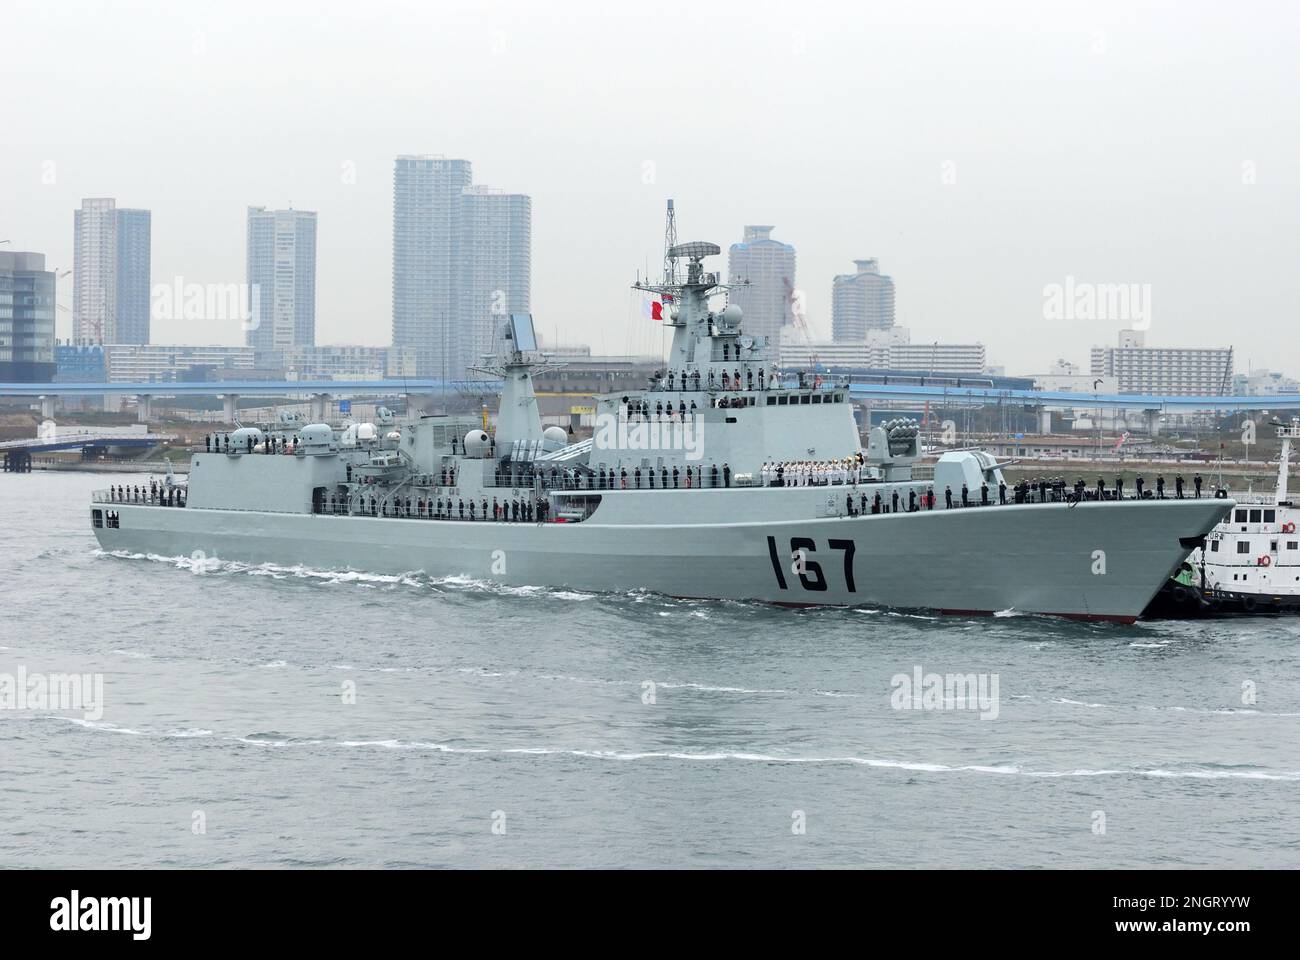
xmin=87 ymin=226 xmax=1236 ymax=622
xmin=92 ymin=491 xmax=1231 ymax=623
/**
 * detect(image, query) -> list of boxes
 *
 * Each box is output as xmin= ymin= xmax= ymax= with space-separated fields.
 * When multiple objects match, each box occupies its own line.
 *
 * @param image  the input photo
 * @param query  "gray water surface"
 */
xmin=2 ymin=471 xmax=1297 ymax=868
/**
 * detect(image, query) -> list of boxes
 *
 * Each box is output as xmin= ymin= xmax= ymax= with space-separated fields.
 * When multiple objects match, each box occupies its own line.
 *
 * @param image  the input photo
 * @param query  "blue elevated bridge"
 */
xmin=2 ymin=377 xmax=1298 ymax=420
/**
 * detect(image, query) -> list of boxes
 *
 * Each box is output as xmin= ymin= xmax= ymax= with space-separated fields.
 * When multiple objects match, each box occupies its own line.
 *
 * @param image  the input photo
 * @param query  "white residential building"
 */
xmin=1090 ymin=330 xmax=1233 ymax=395
xmin=888 ymin=342 xmax=986 ymax=375
xmin=103 ymin=343 xmax=254 ymax=383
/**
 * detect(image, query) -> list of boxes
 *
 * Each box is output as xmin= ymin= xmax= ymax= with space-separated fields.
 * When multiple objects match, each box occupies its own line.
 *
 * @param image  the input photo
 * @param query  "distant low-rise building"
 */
xmin=888 ymin=342 xmax=985 ymax=376
xmin=54 ymin=342 xmax=107 ymax=382
xmin=779 ymin=327 xmax=985 ymax=376
xmin=1233 ymin=368 xmax=1300 ymax=397
xmin=253 ymin=344 xmax=416 ymax=380
xmin=779 ymin=327 xmax=908 ymax=369
xmin=103 ymin=343 xmax=255 ymax=383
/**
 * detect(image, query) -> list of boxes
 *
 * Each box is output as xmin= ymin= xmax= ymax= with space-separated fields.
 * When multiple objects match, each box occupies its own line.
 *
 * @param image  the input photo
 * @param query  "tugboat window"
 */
xmin=1236 ymin=541 xmax=1251 ymax=554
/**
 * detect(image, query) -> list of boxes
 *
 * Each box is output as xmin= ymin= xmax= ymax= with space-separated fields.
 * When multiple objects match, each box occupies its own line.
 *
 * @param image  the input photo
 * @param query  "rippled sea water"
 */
xmin=3 ymin=471 xmax=1298 ymax=868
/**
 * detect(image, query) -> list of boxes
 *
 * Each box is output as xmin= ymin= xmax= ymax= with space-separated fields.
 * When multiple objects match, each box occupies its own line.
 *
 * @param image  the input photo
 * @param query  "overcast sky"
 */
xmin=4 ymin=0 xmax=1298 ymax=376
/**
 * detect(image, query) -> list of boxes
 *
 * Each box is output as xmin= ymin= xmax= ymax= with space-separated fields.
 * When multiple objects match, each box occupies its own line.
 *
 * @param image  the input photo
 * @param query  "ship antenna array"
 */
xmin=663 ymin=198 xmax=678 ymax=285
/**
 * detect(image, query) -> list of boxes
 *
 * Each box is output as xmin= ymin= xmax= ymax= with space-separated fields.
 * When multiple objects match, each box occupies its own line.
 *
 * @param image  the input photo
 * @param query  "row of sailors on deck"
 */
xmin=323 ymin=493 xmax=552 ymax=522
xmin=621 ymin=397 xmax=700 ymax=421
xmin=107 ymin=483 xmax=185 ymax=506
xmin=1003 ymin=473 xmax=1209 ymax=503
xmin=762 ymin=456 xmax=866 ymax=487
xmin=652 ymin=366 xmax=776 ymax=392
xmin=207 ymin=433 xmax=297 ymax=454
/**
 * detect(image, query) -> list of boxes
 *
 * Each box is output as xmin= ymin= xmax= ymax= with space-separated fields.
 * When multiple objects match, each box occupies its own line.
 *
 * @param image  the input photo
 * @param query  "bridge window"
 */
xmin=1234 ymin=509 xmax=1247 ymax=522
xmin=1265 ymin=510 xmax=1276 ymax=523
xmin=1249 ymin=509 xmax=1262 ymax=523
xmin=767 ymin=396 xmax=776 ymax=405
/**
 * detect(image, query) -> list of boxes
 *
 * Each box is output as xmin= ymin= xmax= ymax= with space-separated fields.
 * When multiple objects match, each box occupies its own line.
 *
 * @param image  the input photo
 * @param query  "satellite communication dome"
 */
xmin=385 ymin=430 xmax=401 ymax=442
xmin=542 ymin=425 xmax=568 ymax=450
xmin=717 ymin=303 xmax=743 ymax=333
xmin=463 ymin=430 xmax=491 ymax=457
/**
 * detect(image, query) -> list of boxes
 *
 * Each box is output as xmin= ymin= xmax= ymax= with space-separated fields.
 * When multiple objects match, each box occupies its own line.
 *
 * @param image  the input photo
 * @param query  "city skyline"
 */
xmin=3 ymin=1 xmax=1297 ymax=379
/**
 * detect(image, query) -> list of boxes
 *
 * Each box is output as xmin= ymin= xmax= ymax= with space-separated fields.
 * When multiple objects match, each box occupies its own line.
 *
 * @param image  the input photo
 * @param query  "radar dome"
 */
xmin=717 ymin=303 xmax=743 ymax=333
xmin=463 ymin=430 xmax=491 ymax=457
xmin=542 ymin=425 xmax=568 ymax=450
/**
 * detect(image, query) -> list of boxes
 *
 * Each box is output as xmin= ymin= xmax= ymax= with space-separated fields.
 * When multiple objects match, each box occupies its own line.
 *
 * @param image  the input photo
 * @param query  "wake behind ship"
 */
xmin=90 ymin=235 xmax=1231 ymax=622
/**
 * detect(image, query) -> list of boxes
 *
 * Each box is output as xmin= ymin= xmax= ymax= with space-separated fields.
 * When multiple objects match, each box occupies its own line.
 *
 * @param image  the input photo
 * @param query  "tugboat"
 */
xmin=89 ymin=216 xmax=1233 ymax=622
xmin=1144 ymin=420 xmax=1300 ymax=617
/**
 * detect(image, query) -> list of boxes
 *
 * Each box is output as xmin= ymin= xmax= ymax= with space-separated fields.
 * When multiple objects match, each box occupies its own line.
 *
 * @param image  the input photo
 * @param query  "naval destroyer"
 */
xmin=90 ymin=234 xmax=1232 ymax=622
